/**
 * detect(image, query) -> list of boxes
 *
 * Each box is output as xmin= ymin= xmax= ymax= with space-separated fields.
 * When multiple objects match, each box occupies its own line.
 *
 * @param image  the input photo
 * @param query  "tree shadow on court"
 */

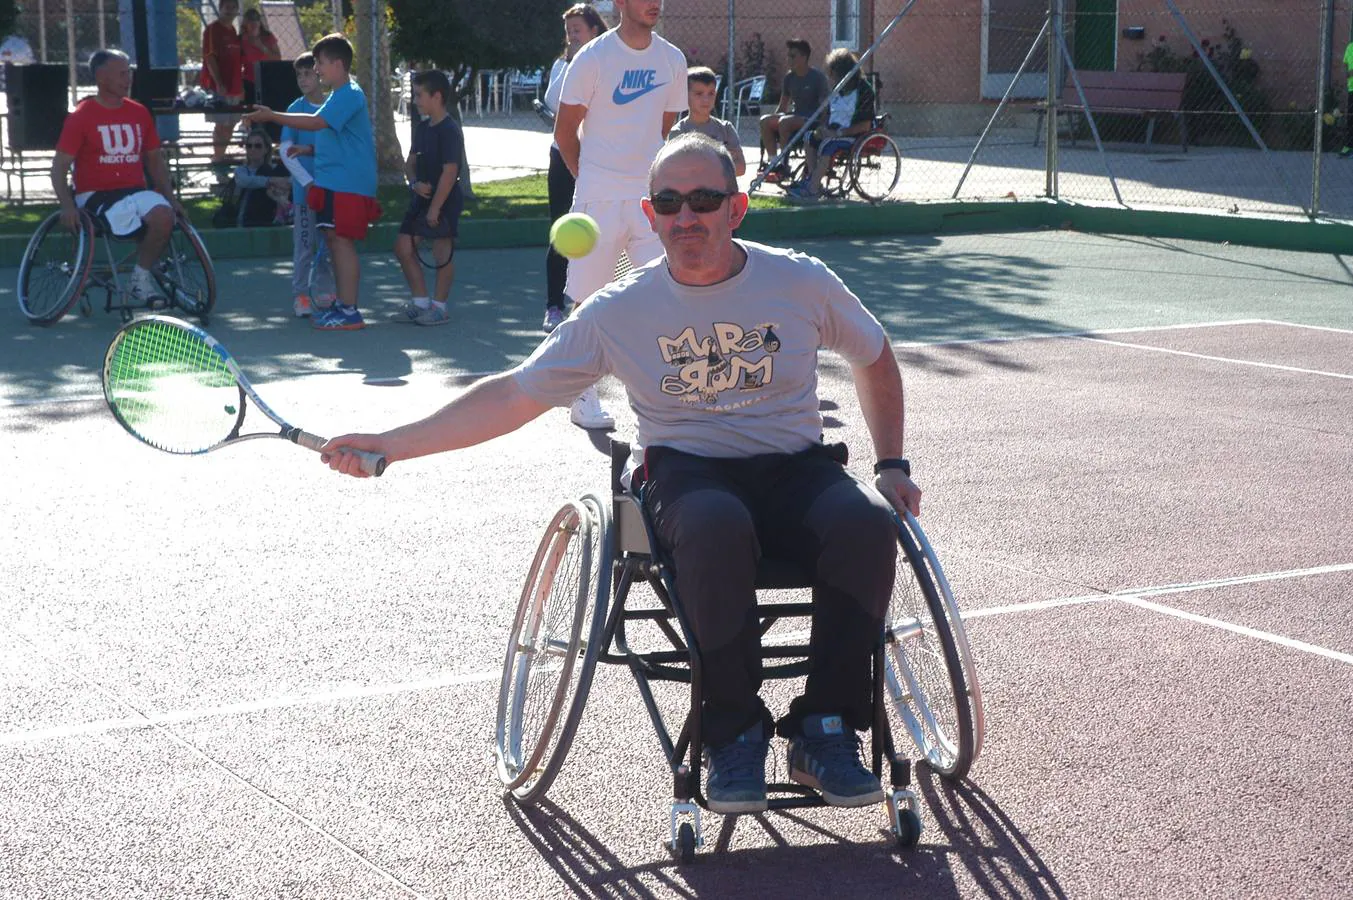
xmin=0 ymin=231 xmax=1076 ymax=427
xmin=916 ymin=766 xmax=1070 ymax=899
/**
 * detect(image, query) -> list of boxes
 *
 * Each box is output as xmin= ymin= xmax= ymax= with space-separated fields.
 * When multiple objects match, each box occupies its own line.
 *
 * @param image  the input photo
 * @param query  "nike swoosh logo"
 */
xmin=612 ymin=82 xmax=666 ymax=105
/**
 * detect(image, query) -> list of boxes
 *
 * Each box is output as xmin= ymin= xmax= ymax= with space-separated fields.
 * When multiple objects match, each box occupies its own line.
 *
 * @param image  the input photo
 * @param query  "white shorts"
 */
xmin=563 ymin=198 xmax=664 ymax=306
xmin=76 ymin=189 xmax=171 ymax=238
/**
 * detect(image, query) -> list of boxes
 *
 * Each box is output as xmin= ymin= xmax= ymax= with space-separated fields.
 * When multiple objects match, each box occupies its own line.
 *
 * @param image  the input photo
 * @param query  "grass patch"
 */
xmin=0 ymin=172 xmax=793 ymax=236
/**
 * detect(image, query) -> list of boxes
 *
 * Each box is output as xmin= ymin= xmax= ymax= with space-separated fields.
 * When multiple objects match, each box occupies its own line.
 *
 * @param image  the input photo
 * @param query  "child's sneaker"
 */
xmin=313 ymin=304 xmax=365 ymax=331
xmin=569 ymin=385 xmax=615 ymax=430
xmin=703 ymin=722 xmax=769 ymax=814
xmin=787 ymin=713 xmax=884 ymax=807
xmin=293 ymin=295 xmax=312 ymax=317
xmin=542 ymin=306 xmax=567 ymax=333
xmin=415 ymin=304 xmax=449 ymax=326
xmin=397 ymin=300 xmax=425 ymax=323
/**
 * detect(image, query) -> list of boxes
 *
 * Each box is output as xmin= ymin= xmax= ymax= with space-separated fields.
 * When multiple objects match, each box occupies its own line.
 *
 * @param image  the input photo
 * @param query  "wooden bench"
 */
xmin=1033 ymin=70 xmax=1188 ymax=152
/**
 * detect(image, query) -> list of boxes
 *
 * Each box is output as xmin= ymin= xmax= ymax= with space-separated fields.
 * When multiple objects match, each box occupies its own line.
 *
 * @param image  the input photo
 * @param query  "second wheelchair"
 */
xmin=16 ymin=207 xmax=216 ymax=327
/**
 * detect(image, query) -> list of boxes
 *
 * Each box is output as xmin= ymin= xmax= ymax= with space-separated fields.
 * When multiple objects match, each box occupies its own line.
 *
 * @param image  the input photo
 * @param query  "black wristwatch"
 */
xmin=873 ymin=457 xmax=911 ymax=477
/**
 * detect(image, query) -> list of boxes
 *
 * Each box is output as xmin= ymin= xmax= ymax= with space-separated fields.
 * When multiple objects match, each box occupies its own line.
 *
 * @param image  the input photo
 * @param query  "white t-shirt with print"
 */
xmin=512 ymin=240 xmax=887 ymax=461
xmin=559 ymin=28 xmax=688 ymax=202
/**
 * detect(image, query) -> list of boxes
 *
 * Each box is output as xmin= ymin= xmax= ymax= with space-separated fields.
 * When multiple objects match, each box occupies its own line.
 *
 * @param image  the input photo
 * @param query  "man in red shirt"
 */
xmin=52 ymin=49 xmax=181 ymax=306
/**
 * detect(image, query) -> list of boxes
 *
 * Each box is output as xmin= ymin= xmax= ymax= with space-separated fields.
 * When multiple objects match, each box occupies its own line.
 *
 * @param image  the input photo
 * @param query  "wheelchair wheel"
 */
xmin=154 ymin=218 xmax=216 ymax=323
xmin=495 ymin=495 xmax=611 ymax=804
xmin=850 ymin=133 xmax=902 ymax=203
xmin=17 ymin=211 xmax=93 ymax=325
xmin=820 ymin=151 xmax=851 ymax=200
xmin=884 ymin=512 xmax=979 ymax=780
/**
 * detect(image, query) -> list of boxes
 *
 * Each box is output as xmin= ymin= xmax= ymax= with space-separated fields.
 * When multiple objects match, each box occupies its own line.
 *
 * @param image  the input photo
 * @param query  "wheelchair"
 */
xmin=494 ymin=440 xmax=984 ymax=863
xmin=17 ymin=207 xmax=216 ymax=327
xmin=760 ymin=114 xmax=904 ymax=203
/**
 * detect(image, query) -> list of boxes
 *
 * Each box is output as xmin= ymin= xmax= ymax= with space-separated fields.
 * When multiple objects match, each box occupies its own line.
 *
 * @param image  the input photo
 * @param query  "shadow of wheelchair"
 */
xmin=504 ymin=793 xmax=965 ymax=896
xmin=915 ymin=765 xmax=1069 ymax=899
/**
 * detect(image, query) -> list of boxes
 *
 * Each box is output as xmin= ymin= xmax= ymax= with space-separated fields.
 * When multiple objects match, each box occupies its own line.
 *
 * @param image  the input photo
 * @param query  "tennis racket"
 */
xmin=102 ymin=315 xmax=387 ymax=476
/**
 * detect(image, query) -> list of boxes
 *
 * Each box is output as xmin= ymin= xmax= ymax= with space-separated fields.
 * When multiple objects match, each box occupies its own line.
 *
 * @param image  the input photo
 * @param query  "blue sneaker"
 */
xmin=787 ymin=714 xmax=884 ymax=807
xmin=784 ymin=182 xmax=818 ymax=202
xmin=313 ymin=304 xmax=365 ymax=331
xmin=703 ymin=722 xmax=769 ymax=814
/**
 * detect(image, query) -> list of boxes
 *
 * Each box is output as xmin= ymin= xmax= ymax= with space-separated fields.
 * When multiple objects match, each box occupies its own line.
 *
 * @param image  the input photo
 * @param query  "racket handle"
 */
xmin=289 ymin=429 xmax=388 ymax=477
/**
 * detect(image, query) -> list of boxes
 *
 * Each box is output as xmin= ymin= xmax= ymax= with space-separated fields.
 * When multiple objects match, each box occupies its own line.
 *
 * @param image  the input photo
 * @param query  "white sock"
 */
xmin=132 ymin=265 xmax=152 ymax=283
xmin=412 ymin=296 xmax=431 ymax=309
xmin=430 ymin=299 xmax=446 ymax=312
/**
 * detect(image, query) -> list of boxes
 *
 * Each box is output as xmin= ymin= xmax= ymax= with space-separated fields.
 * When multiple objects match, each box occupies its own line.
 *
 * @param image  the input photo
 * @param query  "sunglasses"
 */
xmin=650 ymin=188 xmax=731 ymax=216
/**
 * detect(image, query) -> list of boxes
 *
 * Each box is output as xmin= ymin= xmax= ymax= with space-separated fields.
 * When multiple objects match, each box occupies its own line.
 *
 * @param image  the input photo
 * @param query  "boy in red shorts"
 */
xmin=244 ymin=33 xmax=379 ymax=330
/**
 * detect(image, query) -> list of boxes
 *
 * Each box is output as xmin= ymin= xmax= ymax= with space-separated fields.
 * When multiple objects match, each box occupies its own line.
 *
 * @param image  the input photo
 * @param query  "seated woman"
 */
xmin=785 ymin=48 xmax=877 ymax=201
xmin=217 ymin=129 xmax=290 ymax=227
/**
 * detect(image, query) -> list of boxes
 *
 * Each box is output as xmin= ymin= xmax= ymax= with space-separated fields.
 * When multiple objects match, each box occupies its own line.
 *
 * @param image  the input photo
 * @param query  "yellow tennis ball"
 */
xmin=550 ymin=213 xmax=600 ymax=259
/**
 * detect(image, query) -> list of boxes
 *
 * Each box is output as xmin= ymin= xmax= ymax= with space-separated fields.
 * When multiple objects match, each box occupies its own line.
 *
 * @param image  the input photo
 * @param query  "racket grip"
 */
xmin=289 ymin=429 xmax=388 ymax=477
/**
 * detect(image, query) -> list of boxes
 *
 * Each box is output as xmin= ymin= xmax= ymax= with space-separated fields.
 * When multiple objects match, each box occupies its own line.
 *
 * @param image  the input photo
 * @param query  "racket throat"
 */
xmin=286 ymin=427 xmax=326 ymax=452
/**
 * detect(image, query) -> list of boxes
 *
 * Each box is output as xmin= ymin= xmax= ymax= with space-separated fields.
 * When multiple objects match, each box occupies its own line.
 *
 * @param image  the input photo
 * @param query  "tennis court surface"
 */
xmin=1 ymin=231 xmax=1350 ymax=897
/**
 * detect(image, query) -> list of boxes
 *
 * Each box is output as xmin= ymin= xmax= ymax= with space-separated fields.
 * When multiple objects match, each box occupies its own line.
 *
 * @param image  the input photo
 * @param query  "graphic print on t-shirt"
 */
xmin=612 ymin=68 xmax=667 ymax=105
xmin=95 ymin=123 xmax=142 ymax=165
xmin=657 ymin=321 xmax=782 ymax=406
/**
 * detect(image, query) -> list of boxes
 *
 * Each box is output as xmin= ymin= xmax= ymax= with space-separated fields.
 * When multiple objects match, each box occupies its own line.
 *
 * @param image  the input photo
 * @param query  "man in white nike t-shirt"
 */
xmin=554 ymin=0 xmax=687 ymax=430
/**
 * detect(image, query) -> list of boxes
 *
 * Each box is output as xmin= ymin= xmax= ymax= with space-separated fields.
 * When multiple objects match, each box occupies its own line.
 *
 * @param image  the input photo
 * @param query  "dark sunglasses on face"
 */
xmin=649 ymin=188 xmax=731 ymax=216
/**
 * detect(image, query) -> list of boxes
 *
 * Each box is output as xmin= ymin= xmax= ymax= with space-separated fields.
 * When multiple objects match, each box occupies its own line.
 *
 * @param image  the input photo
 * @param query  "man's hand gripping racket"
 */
xmin=102 ymin=315 xmax=387 ymax=476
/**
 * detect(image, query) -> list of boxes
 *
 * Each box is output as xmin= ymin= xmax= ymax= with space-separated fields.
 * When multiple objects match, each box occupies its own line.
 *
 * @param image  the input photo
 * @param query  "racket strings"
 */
xmin=105 ymin=320 xmax=242 ymax=454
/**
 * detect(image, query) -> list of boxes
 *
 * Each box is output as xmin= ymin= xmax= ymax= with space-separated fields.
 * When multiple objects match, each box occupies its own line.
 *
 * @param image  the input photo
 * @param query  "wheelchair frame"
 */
xmin=495 ymin=440 xmax=983 ymax=863
xmin=16 ymin=208 xmax=217 ymax=327
xmin=760 ymin=114 xmax=904 ymax=204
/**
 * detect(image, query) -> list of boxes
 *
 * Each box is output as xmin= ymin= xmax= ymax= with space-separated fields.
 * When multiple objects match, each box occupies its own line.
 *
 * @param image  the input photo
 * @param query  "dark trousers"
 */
xmin=642 ymin=446 xmax=897 ymax=749
xmin=545 ymin=146 xmax=575 ymax=310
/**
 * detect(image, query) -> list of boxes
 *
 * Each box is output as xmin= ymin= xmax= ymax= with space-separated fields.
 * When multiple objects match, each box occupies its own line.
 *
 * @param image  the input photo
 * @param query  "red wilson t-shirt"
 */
xmin=55 ymin=98 xmax=162 ymax=194
xmin=200 ymin=20 xmax=242 ymax=96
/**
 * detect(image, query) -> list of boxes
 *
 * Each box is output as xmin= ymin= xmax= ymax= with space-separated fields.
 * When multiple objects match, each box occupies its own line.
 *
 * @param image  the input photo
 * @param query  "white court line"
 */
xmin=1078 ymin=336 xmax=1353 ymax=381
xmin=0 ymin=669 xmax=499 ymax=746
xmin=1117 ymin=595 xmax=1353 ymax=666
xmin=6 ymin=560 xmax=1350 ymax=746
xmin=1254 ymin=319 xmax=1353 ymax=336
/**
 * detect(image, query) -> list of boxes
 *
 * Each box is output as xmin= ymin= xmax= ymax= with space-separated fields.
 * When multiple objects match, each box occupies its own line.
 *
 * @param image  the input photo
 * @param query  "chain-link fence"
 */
xmin=4 ymin=1 xmax=1352 ymax=222
xmin=661 ymin=0 xmax=1353 ymax=222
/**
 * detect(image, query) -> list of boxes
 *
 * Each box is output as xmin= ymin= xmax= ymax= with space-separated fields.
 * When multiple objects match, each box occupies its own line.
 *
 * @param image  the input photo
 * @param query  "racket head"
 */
xmin=102 ymin=315 xmax=251 ymax=455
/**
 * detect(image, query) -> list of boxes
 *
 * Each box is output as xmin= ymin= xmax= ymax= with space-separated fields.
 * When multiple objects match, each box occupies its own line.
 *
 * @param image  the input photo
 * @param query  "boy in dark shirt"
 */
xmin=395 ymin=69 xmax=464 ymax=326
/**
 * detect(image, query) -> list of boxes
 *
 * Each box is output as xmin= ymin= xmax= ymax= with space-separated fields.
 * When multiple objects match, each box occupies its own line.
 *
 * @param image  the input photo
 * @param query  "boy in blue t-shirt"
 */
xmin=394 ymin=69 xmax=464 ymax=327
xmin=245 ymin=33 xmax=380 ymax=331
xmin=278 ymin=52 xmax=335 ymax=318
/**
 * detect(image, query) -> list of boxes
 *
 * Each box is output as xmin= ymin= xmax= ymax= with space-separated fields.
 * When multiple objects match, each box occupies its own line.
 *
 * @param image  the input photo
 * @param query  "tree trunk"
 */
xmin=353 ymin=0 xmax=404 ymax=181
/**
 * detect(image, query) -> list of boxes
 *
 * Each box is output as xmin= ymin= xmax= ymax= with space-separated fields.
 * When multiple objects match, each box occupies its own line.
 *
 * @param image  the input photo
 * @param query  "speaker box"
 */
xmin=5 ymin=63 xmax=69 ymax=151
xmin=253 ymin=59 xmax=302 ymax=142
xmin=133 ymin=66 xmax=181 ymax=110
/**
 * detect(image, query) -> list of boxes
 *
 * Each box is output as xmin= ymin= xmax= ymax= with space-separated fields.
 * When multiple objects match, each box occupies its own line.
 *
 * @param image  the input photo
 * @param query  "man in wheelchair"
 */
xmin=51 ymin=49 xmax=183 ymax=306
xmin=321 ymin=133 xmax=921 ymax=814
xmin=785 ymin=48 xmax=877 ymax=202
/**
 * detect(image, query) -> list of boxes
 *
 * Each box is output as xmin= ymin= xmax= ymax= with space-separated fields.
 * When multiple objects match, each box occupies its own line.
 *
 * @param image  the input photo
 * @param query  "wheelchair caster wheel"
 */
xmin=676 ymin=822 xmax=697 ymax=864
xmin=894 ymin=808 xmax=922 ymax=848
xmin=198 ymin=314 xmax=210 ymax=328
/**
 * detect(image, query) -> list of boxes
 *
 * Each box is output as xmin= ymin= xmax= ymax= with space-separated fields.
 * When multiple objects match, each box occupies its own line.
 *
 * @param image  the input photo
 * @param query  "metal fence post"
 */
xmin=725 ymin=0 xmax=735 ymax=121
xmin=1313 ymin=0 xmax=1334 ymax=218
xmin=1044 ymin=0 xmax=1062 ymax=199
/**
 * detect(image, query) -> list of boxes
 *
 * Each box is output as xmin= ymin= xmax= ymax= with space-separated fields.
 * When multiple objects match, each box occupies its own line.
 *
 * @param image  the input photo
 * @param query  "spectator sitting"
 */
xmin=668 ymin=66 xmax=746 ymax=177
xmin=759 ymin=38 xmax=828 ymax=179
xmin=216 ymin=129 xmax=290 ymax=227
xmin=786 ymin=49 xmax=876 ymax=202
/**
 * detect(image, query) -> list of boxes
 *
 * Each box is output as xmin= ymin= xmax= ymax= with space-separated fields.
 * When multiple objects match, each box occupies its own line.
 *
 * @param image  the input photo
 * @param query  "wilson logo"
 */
xmin=96 ymin=123 xmax=140 ymax=163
